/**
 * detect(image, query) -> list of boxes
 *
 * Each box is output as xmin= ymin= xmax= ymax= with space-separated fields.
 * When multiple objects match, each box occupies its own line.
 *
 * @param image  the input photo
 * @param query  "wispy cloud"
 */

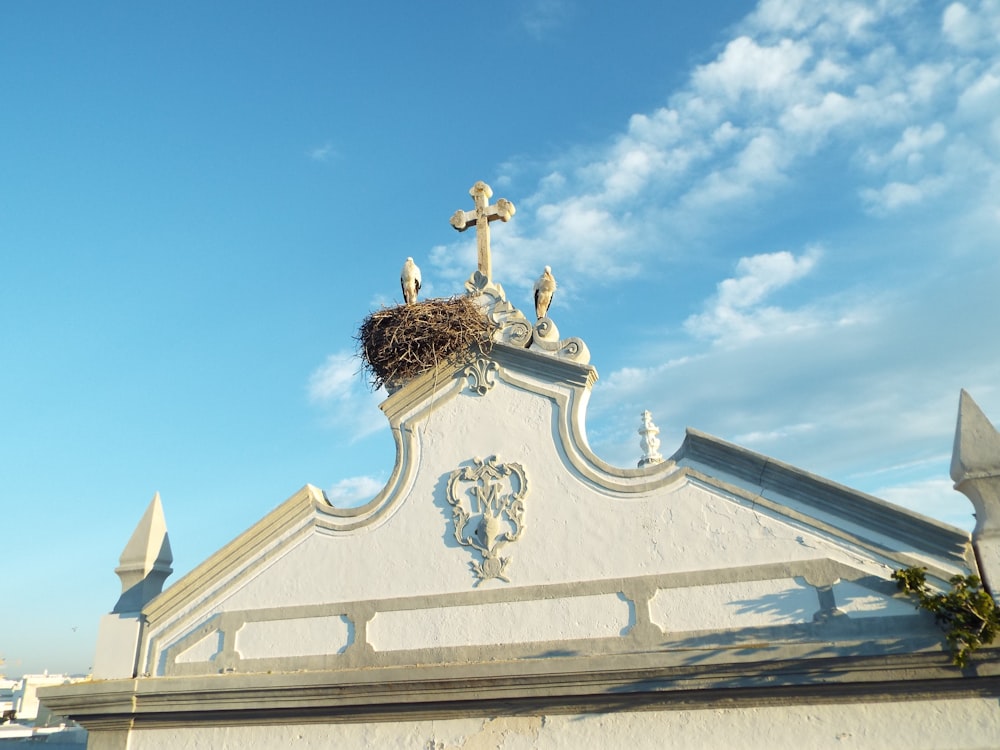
xmin=860 ymin=176 xmax=948 ymax=215
xmin=684 ymin=247 xmax=823 ymax=346
xmin=308 ymin=142 xmax=337 ymax=162
xmin=307 ymin=351 xmax=386 ymax=440
xmin=942 ymin=1 xmax=1000 ymax=50
xmin=520 ymin=0 xmax=572 ymax=39
xmin=734 ymin=422 xmax=817 ymax=446
xmin=325 ymin=475 xmax=386 ymax=508
xmin=428 ymin=1 xmax=1000 ymax=301
xmin=308 ymin=351 xmax=358 ymax=402
xmin=586 ymin=261 xmax=997 ymax=515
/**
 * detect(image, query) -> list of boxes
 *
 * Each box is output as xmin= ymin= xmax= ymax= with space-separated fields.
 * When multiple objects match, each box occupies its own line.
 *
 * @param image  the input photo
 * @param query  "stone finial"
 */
xmin=112 ymin=492 xmax=174 ymax=614
xmin=638 ymin=410 xmax=664 ymax=468
xmin=450 ymin=181 xmax=516 ymax=283
xmin=950 ymin=390 xmax=1000 ymax=598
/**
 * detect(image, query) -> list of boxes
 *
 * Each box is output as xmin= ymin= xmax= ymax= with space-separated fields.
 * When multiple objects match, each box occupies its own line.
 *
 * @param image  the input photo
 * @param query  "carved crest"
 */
xmin=463 ymin=357 xmax=499 ymax=395
xmin=446 ymin=456 xmax=527 ymax=583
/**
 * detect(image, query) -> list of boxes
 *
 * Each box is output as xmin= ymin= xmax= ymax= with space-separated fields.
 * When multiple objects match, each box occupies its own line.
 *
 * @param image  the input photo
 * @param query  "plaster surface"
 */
xmin=367 ymin=593 xmax=630 ymax=651
xmin=92 ymin=613 xmax=142 ymax=679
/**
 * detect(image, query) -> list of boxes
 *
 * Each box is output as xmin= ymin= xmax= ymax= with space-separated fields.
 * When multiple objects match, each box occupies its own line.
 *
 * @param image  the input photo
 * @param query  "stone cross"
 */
xmin=450 ymin=181 xmax=516 ymax=283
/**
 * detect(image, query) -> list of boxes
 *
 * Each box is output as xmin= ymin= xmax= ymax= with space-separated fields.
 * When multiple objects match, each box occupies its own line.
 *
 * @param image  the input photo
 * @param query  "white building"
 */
xmin=11 ymin=673 xmax=79 ymax=724
xmin=41 ymin=185 xmax=1000 ymax=748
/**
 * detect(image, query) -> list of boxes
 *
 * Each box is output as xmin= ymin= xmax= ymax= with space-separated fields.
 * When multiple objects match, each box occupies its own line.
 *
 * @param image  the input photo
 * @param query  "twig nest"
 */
xmin=357 ymin=295 xmax=495 ymax=391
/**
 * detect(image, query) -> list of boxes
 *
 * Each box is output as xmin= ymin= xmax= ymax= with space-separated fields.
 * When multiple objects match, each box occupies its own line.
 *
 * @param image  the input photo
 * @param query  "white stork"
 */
xmin=533 ymin=265 xmax=557 ymax=319
xmin=400 ymin=257 xmax=421 ymax=305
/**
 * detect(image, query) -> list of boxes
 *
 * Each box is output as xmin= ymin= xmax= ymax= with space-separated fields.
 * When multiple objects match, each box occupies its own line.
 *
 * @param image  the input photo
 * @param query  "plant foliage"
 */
xmin=892 ymin=566 xmax=1000 ymax=667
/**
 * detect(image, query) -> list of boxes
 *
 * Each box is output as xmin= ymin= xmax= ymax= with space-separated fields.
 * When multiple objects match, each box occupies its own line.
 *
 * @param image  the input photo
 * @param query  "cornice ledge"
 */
xmin=674 ymin=428 xmax=974 ymax=569
xmin=491 ymin=342 xmax=597 ymax=388
xmin=39 ymin=650 xmax=1000 ymax=725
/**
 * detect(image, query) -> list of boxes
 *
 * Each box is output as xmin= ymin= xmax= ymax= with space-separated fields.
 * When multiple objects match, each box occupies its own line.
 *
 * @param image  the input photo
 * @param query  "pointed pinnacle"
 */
xmin=951 ymin=390 xmax=1000 ymax=484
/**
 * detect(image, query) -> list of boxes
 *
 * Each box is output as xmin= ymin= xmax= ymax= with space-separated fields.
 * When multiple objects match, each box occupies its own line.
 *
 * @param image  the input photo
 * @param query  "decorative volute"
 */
xmin=112 ymin=492 xmax=174 ymax=614
xmin=950 ymin=390 xmax=1000 ymax=598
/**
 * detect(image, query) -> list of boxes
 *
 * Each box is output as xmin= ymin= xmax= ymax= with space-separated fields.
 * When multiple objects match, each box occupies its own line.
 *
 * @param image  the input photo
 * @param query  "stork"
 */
xmin=400 ymin=257 xmax=421 ymax=305
xmin=533 ymin=266 xmax=556 ymax=319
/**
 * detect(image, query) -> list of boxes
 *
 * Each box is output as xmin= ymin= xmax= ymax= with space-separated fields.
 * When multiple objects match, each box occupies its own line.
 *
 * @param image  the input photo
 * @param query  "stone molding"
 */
xmin=39 ymin=646 xmax=1000 ymax=733
xmin=140 ymin=558 xmax=949 ymax=679
xmin=674 ymin=428 xmax=974 ymax=577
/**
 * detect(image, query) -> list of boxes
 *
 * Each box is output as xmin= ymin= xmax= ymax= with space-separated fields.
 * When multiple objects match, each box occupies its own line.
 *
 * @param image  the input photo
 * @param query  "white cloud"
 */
xmin=308 ymin=142 xmax=336 ymax=162
xmin=905 ymin=62 xmax=954 ymax=105
xmin=781 ymin=91 xmax=855 ymax=138
xmin=537 ymin=202 xmax=630 ymax=258
xmin=684 ymin=247 xmax=823 ymax=346
xmin=627 ymin=108 xmax=683 ymax=146
xmin=718 ymin=250 xmax=819 ymax=309
xmin=941 ymin=1 xmax=1000 ymax=51
xmin=425 ymin=1 xmax=1000 ymax=301
xmin=692 ymin=37 xmax=813 ymax=103
xmin=957 ymin=67 xmax=1000 ymax=114
xmin=860 ymin=176 xmax=947 ymax=215
xmin=600 ymin=142 xmax=666 ymax=202
xmin=943 ymin=3 xmax=977 ymax=47
xmin=749 ymin=0 xmax=816 ymax=34
xmin=734 ymin=422 xmax=817 ymax=446
xmin=520 ymin=0 xmax=571 ymax=39
xmin=307 ymin=351 xmax=387 ymax=440
xmin=326 ymin=475 xmax=386 ymax=508
xmin=889 ymin=123 xmax=947 ymax=165
xmin=308 ymin=351 xmax=358 ymax=403
xmin=585 ymin=249 xmax=999 ymax=531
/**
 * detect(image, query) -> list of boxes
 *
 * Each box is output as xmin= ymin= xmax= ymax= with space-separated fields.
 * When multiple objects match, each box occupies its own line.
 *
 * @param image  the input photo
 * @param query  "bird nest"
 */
xmin=357 ymin=295 xmax=495 ymax=391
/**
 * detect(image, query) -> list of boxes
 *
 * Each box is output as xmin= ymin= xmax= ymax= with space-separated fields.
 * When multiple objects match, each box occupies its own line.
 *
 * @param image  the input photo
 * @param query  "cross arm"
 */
xmin=450 ymin=210 xmax=476 ymax=232
xmin=450 ymin=199 xmax=516 ymax=232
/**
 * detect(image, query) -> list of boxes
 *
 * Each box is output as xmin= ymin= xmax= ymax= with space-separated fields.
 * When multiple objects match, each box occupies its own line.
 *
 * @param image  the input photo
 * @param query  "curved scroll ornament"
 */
xmin=446 ymin=456 xmax=527 ymax=583
xmin=467 ymin=274 xmax=533 ymax=348
xmin=464 ymin=274 xmax=589 ymax=363
xmin=529 ymin=317 xmax=591 ymax=364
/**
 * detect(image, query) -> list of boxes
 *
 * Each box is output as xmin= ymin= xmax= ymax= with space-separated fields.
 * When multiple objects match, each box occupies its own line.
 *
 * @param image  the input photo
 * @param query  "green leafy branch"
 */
xmin=893 ymin=566 xmax=1000 ymax=667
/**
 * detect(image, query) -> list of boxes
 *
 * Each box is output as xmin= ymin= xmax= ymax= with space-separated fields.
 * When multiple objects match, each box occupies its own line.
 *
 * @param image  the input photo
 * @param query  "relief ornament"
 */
xmin=446 ymin=456 xmax=528 ymax=583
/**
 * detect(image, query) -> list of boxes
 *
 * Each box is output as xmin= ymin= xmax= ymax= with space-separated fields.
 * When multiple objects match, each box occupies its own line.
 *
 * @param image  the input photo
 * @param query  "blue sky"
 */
xmin=2 ymin=1 xmax=998 ymax=678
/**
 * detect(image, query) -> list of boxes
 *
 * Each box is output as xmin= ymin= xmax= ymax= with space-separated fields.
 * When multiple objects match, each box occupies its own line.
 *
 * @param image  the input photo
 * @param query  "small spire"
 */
xmin=949 ymin=390 xmax=1000 ymax=600
xmin=112 ymin=492 xmax=173 ymax=614
xmin=638 ymin=410 xmax=663 ymax=468
xmin=951 ymin=389 xmax=1000 ymax=485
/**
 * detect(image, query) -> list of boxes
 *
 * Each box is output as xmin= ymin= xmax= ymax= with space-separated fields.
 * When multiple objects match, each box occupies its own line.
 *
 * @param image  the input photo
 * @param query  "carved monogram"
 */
xmin=446 ymin=456 xmax=527 ymax=583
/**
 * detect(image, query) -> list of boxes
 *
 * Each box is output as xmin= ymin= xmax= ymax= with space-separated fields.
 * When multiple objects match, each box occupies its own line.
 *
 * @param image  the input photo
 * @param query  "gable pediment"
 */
xmin=128 ymin=282 xmax=975 ymax=683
